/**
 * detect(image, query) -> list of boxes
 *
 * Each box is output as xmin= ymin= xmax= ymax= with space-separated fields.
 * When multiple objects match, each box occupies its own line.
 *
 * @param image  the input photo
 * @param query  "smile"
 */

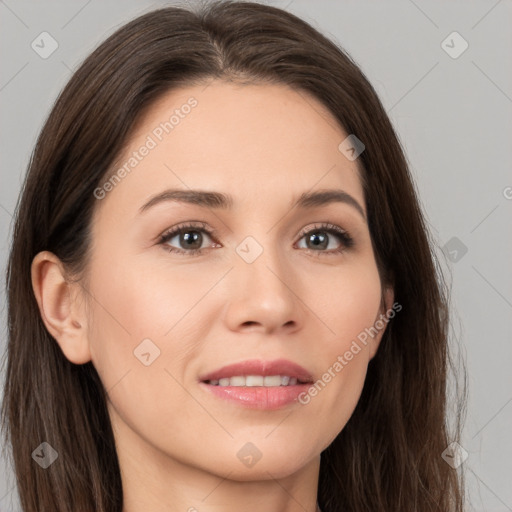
xmin=205 ymin=375 xmax=305 ymax=387
xmin=198 ymin=359 xmax=314 ymax=409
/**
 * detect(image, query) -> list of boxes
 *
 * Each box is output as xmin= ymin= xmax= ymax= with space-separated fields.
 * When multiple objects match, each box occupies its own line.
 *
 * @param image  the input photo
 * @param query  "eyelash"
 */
xmin=158 ymin=221 xmax=354 ymax=257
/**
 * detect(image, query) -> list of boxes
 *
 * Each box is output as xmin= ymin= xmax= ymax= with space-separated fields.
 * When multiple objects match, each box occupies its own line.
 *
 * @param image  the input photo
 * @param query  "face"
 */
xmin=78 ymin=81 xmax=392 ymax=480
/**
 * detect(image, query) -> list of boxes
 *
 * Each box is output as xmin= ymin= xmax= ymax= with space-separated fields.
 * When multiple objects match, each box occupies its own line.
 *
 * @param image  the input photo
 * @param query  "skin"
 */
xmin=31 ymin=80 xmax=393 ymax=512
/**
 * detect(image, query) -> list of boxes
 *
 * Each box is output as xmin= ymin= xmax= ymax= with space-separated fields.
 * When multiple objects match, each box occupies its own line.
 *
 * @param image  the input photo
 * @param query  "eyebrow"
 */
xmin=139 ymin=188 xmax=366 ymax=220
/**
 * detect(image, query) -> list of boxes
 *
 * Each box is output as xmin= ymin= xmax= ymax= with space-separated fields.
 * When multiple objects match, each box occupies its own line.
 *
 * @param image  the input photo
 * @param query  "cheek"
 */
xmin=296 ymin=259 xmax=382 ymax=441
xmin=84 ymin=256 xmax=205 ymax=447
xmin=87 ymin=254 xmax=213 ymax=351
xmin=84 ymin=253 xmax=224 ymax=417
xmin=305 ymin=255 xmax=383 ymax=345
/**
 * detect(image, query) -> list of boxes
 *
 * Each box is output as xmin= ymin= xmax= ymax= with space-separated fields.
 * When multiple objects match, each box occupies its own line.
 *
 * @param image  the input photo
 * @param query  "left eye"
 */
xmin=296 ymin=229 xmax=349 ymax=252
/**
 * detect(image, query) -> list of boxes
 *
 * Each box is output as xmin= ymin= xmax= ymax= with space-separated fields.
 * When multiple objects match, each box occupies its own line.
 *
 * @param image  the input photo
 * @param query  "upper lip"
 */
xmin=199 ymin=358 xmax=314 ymax=383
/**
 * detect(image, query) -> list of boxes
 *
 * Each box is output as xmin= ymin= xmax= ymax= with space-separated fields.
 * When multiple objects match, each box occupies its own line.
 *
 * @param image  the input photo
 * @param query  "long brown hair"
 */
xmin=1 ymin=1 xmax=466 ymax=510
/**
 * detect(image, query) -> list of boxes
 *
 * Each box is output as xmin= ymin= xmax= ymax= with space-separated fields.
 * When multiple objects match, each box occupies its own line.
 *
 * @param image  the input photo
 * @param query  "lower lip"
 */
xmin=199 ymin=382 xmax=311 ymax=410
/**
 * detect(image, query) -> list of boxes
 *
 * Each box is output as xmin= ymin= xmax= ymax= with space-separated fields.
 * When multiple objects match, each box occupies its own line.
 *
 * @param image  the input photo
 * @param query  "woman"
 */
xmin=1 ymin=1 xmax=466 ymax=511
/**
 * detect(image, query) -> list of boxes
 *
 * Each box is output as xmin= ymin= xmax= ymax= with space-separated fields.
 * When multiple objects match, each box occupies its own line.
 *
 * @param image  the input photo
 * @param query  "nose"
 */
xmin=222 ymin=242 xmax=304 ymax=335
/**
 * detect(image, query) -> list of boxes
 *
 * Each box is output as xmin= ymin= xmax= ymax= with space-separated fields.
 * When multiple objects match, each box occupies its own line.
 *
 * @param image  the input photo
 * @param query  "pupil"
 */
xmin=182 ymin=231 xmax=201 ymax=249
xmin=309 ymin=232 xmax=327 ymax=249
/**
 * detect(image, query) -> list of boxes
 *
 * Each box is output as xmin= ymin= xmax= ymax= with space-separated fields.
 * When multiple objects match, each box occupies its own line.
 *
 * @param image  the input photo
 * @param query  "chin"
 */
xmin=206 ymin=440 xmax=318 ymax=481
xmin=217 ymin=457 xmax=311 ymax=482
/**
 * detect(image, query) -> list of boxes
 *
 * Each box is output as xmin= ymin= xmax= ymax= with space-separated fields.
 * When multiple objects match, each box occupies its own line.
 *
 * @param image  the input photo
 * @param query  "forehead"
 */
xmin=95 ymin=80 xmax=365 ymax=217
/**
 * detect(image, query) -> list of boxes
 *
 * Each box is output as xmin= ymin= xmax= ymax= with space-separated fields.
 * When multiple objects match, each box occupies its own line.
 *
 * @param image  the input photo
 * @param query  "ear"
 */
xmin=368 ymin=285 xmax=395 ymax=360
xmin=31 ymin=251 xmax=92 ymax=365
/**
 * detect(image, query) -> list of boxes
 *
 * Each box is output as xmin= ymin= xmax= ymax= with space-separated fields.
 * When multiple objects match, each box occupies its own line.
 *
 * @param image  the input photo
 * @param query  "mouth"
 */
xmin=198 ymin=359 xmax=314 ymax=410
xmin=203 ymin=375 xmax=311 ymax=387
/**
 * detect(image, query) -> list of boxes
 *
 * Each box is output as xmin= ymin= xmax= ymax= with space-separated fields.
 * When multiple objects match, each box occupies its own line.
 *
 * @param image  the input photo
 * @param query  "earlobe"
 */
xmin=368 ymin=285 xmax=395 ymax=361
xmin=382 ymin=285 xmax=395 ymax=315
xmin=31 ymin=251 xmax=92 ymax=365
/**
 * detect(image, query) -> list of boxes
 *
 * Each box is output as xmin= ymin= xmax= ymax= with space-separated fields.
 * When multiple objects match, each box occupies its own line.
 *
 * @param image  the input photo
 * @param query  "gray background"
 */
xmin=1 ymin=0 xmax=511 ymax=510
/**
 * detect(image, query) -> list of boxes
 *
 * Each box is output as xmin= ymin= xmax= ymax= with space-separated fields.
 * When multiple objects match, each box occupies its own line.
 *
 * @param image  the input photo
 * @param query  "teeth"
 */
xmin=246 ymin=375 xmax=263 ymax=386
xmin=263 ymin=375 xmax=282 ymax=386
xmin=207 ymin=375 xmax=303 ymax=387
xmin=229 ymin=376 xmax=245 ymax=386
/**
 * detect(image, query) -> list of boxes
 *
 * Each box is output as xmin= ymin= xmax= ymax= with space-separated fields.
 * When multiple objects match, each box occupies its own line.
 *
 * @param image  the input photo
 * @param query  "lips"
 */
xmin=198 ymin=358 xmax=314 ymax=410
xmin=198 ymin=358 xmax=314 ymax=384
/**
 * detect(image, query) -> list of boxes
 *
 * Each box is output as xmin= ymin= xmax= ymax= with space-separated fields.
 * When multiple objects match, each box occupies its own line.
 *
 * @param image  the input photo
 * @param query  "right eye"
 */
xmin=158 ymin=222 xmax=220 ymax=255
